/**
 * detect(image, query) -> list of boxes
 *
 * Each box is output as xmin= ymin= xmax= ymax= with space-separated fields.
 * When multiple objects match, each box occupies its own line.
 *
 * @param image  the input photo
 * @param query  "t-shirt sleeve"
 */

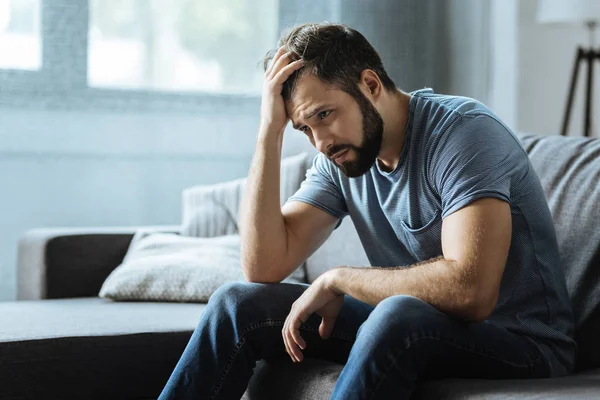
xmin=429 ymin=113 xmax=525 ymax=219
xmin=285 ymin=153 xmax=348 ymax=227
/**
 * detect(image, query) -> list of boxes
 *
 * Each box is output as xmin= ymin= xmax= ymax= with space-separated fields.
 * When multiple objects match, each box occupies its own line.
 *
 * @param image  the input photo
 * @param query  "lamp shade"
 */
xmin=537 ymin=0 xmax=600 ymax=24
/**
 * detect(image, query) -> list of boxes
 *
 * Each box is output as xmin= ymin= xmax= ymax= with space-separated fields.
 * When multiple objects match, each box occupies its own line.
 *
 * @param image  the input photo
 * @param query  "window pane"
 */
xmin=88 ymin=0 xmax=278 ymax=94
xmin=0 ymin=0 xmax=41 ymax=70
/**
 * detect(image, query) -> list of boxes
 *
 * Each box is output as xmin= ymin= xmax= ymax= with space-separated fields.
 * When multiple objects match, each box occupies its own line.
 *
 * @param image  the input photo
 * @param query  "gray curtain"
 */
xmin=279 ymin=0 xmax=491 ymax=101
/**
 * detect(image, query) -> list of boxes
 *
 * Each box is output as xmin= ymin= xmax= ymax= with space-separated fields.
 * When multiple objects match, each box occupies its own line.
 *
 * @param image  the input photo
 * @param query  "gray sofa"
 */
xmin=3 ymin=133 xmax=600 ymax=400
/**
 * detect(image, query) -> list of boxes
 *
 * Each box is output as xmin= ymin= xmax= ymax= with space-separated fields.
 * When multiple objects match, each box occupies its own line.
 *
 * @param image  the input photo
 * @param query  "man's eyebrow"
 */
xmin=292 ymin=104 xmax=332 ymax=130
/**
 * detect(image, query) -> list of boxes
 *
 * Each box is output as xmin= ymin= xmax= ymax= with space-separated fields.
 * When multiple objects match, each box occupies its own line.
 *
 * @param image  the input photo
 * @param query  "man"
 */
xmin=159 ymin=23 xmax=575 ymax=400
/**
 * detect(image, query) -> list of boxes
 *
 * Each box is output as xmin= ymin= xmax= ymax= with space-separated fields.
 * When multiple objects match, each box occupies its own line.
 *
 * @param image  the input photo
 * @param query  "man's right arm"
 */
xmin=239 ymin=128 xmax=338 ymax=283
xmin=239 ymin=47 xmax=338 ymax=283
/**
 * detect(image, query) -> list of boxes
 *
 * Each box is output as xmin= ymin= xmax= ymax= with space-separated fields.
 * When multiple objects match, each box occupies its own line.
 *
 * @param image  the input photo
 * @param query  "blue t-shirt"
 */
xmin=286 ymin=88 xmax=576 ymax=376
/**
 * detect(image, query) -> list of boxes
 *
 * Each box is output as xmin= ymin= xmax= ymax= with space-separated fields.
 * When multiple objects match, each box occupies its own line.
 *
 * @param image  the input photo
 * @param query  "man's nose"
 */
xmin=313 ymin=129 xmax=334 ymax=155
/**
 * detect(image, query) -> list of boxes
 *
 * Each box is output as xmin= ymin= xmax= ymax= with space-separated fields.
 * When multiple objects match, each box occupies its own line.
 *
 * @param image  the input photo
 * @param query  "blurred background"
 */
xmin=0 ymin=0 xmax=597 ymax=301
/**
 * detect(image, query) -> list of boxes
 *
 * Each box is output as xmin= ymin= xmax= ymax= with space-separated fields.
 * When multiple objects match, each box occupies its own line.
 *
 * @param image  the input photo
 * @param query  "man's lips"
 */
xmin=331 ymin=148 xmax=350 ymax=163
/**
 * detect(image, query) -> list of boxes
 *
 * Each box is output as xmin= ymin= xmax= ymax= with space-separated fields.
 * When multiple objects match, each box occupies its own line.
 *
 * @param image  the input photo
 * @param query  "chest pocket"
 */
xmin=399 ymin=211 xmax=444 ymax=261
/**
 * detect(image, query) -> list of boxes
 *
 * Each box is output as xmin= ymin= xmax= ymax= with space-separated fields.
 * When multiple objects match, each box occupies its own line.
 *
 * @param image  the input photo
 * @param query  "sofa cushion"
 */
xmin=98 ymin=233 xmax=256 ymax=303
xmin=517 ymin=133 xmax=600 ymax=370
xmin=181 ymin=152 xmax=312 ymax=237
xmin=413 ymin=368 xmax=600 ymax=399
xmin=181 ymin=199 xmax=239 ymax=237
xmin=246 ymin=356 xmax=600 ymax=399
xmin=0 ymin=297 xmax=204 ymax=400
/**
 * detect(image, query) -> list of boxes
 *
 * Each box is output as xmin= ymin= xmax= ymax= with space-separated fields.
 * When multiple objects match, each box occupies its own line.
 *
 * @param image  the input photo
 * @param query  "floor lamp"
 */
xmin=537 ymin=0 xmax=600 ymax=137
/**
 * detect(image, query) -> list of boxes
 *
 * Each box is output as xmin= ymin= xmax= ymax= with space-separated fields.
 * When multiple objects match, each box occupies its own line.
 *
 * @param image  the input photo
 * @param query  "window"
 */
xmin=0 ymin=0 xmax=41 ymax=70
xmin=88 ymin=0 xmax=278 ymax=95
xmin=1 ymin=0 xmax=329 ymax=111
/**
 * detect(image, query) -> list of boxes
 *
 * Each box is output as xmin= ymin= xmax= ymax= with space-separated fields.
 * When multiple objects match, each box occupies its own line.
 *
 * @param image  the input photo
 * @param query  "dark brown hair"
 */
xmin=262 ymin=22 xmax=397 ymax=101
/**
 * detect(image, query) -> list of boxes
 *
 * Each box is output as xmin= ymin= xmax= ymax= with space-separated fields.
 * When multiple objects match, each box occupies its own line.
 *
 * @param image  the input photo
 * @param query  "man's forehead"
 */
xmin=286 ymin=75 xmax=338 ymax=122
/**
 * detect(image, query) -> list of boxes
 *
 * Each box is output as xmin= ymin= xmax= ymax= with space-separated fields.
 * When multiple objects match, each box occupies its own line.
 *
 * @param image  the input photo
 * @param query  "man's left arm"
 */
xmin=324 ymin=196 xmax=511 ymax=322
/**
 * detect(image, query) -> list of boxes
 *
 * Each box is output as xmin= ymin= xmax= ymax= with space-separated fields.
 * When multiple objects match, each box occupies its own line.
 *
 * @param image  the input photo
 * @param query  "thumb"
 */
xmin=319 ymin=316 xmax=337 ymax=340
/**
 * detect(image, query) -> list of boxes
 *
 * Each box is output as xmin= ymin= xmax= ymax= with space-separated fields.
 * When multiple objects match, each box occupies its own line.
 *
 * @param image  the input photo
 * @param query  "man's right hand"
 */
xmin=260 ymin=47 xmax=304 ymax=136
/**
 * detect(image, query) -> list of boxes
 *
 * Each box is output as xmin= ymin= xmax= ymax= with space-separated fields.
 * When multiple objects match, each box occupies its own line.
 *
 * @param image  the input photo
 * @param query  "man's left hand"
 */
xmin=282 ymin=272 xmax=344 ymax=363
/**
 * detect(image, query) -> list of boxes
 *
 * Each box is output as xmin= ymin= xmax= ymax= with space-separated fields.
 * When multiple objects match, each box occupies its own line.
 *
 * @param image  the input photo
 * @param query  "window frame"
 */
xmin=0 ymin=0 xmax=280 ymax=113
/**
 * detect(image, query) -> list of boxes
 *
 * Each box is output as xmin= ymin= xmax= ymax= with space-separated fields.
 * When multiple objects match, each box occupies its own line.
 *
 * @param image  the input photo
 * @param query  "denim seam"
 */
xmin=210 ymin=319 xmax=355 ymax=399
xmin=369 ymin=335 xmax=541 ymax=400
xmin=297 ymin=325 xmax=356 ymax=342
xmin=210 ymin=320 xmax=284 ymax=399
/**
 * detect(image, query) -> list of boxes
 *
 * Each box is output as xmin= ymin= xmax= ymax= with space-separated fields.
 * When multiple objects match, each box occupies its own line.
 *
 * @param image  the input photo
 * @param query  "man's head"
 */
xmin=262 ymin=23 xmax=398 ymax=177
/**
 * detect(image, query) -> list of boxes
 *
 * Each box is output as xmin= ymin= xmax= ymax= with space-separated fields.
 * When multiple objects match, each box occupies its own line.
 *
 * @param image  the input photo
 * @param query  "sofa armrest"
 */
xmin=17 ymin=225 xmax=181 ymax=300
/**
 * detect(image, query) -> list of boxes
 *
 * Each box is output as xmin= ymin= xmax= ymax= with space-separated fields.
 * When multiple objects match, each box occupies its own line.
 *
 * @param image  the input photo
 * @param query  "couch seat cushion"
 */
xmin=0 ymin=297 xmax=205 ymax=400
xmin=247 ymin=356 xmax=600 ymax=400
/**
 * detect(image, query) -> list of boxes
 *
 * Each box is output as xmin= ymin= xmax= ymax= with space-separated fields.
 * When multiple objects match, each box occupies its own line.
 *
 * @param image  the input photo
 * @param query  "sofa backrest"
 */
xmin=181 ymin=153 xmax=311 ymax=237
xmin=305 ymin=133 xmax=600 ymax=368
xmin=517 ymin=133 xmax=600 ymax=369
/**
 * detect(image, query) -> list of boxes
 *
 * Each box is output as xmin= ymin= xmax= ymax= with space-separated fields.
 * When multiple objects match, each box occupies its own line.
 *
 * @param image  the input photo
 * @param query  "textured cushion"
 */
xmin=517 ymin=133 xmax=600 ymax=370
xmin=181 ymin=152 xmax=312 ymax=237
xmin=246 ymin=356 xmax=600 ymax=399
xmin=182 ymin=176 xmax=247 ymax=237
xmin=99 ymin=233 xmax=250 ymax=303
xmin=0 ymin=297 xmax=204 ymax=400
xmin=181 ymin=199 xmax=238 ymax=237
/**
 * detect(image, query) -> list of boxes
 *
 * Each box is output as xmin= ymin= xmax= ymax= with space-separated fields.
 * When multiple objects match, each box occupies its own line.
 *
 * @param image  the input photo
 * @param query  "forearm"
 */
xmin=240 ymin=127 xmax=288 ymax=281
xmin=326 ymin=257 xmax=489 ymax=321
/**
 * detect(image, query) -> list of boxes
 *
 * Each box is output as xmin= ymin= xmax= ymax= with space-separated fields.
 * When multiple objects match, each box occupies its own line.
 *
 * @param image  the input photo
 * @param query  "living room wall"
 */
xmin=489 ymin=0 xmax=600 ymax=137
xmin=518 ymin=0 xmax=600 ymax=137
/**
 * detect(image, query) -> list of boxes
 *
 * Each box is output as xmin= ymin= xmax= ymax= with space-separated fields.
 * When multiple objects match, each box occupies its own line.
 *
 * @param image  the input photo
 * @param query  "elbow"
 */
xmin=462 ymin=288 xmax=499 ymax=323
xmin=240 ymin=259 xmax=264 ymax=283
xmin=240 ymin=259 xmax=283 ymax=284
xmin=240 ymin=242 xmax=281 ymax=283
xmin=240 ymin=247 xmax=264 ymax=283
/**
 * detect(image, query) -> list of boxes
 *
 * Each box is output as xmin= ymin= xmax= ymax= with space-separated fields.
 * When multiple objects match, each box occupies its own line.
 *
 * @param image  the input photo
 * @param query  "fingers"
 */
xmin=290 ymin=318 xmax=307 ymax=352
xmin=288 ymin=329 xmax=304 ymax=362
xmin=267 ymin=48 xmax=293 ymax=79
xmin=283 ymin=321 xmax=300 ymax=362
xmin=319 ymin=316 xmax=336 ymax=340
xmin=265 ymin=47 xmax=286 ymax=76
xmin=266 ymin=47 xmax=304 ymax=84
xmin=282 ymin=313 xmax=306 ymax=363
xmin=272 ymin=59 xmax=304 ymax=85
xmin=282 ymin=319 xmax=298 ymax=363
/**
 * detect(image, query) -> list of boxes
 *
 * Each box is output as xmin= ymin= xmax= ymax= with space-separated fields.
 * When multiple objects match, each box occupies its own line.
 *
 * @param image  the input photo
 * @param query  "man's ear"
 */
xmin=359 ymin=69 xmax=382 ymax=98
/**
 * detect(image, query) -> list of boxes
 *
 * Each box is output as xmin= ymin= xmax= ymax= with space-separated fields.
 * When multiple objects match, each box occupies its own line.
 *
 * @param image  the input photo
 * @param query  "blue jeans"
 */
xmin=158 ymin=281 xmax=551 ymax=400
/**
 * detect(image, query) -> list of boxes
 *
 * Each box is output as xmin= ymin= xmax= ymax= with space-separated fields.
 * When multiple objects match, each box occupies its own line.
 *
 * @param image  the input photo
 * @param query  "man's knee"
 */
xmin=360 ymin=295 xmax=440 ymax=337
xmin=376 ymin=295 xmax=435 ymax=317
xmin=207 ymin=281 xmax=305 ymax=316
xmin=207 ymin=281 xmax=265 ymax=312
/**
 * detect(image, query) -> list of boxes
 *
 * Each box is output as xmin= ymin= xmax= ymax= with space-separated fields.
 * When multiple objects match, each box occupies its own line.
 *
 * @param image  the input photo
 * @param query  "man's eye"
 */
xmin=318 ymin=110 xmax=331 ymax=119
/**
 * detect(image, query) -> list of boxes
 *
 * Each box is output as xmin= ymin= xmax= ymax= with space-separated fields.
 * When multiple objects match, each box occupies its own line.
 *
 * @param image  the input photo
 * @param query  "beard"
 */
xmin=327 ymin=90 xmax=384 ymax=178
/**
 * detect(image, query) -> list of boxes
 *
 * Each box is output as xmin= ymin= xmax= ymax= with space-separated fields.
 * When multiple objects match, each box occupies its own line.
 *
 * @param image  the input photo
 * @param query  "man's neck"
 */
xmin=376 ymin=90 xmax=411 ymax=172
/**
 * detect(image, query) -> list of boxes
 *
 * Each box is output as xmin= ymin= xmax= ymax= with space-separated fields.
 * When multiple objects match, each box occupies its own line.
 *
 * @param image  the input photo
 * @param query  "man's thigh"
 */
xmin=360 ymin=295 xmax=550 ymax=381
xmin=220 ymin=281 xmax=374 ymax=364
